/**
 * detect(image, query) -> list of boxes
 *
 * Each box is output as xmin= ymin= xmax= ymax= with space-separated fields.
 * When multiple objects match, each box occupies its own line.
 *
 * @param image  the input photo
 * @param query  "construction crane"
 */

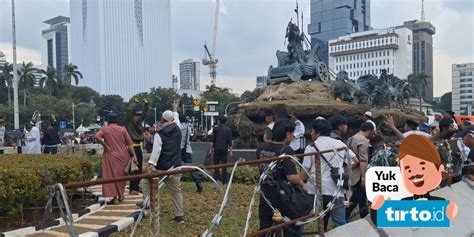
xmin=202 ymin=0 xmax=219 ymax=86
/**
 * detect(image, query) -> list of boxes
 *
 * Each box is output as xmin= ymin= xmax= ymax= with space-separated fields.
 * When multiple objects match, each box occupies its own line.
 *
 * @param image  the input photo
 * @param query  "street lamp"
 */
xmin=72 ymin=102 xmax=94 ymax=131
xmin=152 ymin=107 xmax=157 ymax=124
xmin=225 ymin=101 xmax=241 ymax=117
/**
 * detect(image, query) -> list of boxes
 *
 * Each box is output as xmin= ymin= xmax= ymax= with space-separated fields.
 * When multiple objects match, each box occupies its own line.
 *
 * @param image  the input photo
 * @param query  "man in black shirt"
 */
xmin=208 ymin=116 xmax=233 ymax=183
xmin=43 ymin=114 xmax=61 ymax=154
xmin=257 ymin=119 xmax=307 ymax=237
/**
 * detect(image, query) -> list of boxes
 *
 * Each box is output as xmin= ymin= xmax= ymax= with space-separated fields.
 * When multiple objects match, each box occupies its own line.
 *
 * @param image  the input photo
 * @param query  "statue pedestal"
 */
xmin=227 ymin=81 xmax=425 ymax=148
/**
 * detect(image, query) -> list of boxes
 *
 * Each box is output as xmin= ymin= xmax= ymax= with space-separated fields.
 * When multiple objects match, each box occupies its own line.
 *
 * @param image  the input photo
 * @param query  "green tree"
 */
xmin=18 ymin=62 xmax=37 ymax=106
xmin=68 ymin=86 xmax=100 ymax=103
xmin=39 ymin=66 xmax=59 ymax=95
xmin=408 ymin=72 xmax=429 ymax=112
xmin=434 ymin=92 xmax=452 ymax=112
xmin=240 ymin=88 xmax=262 ymax=103
xmin=1 ymin=61 xmax=13 ymax=105
xmin=95 ymin=94 xmax=127 ymax=124
xmin=63 ymin=63 xmax=83 ymax=85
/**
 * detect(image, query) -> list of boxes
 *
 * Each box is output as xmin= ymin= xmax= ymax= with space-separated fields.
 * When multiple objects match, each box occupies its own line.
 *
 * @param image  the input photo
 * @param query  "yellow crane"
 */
xmin=202 ymin=0 xmax=219 ymax=86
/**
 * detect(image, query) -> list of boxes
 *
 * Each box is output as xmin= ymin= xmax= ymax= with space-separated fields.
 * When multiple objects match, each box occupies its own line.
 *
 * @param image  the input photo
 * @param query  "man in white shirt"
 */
xmin=25 ymin=121 xmax=41 ymax=154
xmin=143 ymin=100 xmax=185 ymax=224
xmin=289 ymin=113 xmax=305 ymax=153
xmin=363 ymin=111 xmax=377 ymax=131
xmin=299 ymin=119 xmax=357 ymax=231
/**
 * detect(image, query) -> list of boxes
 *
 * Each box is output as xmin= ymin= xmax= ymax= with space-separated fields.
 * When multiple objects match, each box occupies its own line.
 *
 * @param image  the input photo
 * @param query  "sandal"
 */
xmin=119 ymin=196 xmax=125 ymax=202
xmin=107 ymin=197 xmax=120 ymax=205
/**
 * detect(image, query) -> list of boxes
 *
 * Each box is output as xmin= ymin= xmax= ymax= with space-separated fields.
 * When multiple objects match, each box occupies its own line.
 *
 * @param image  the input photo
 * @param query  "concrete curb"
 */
xmin=1 ymin=188 xmax=106 ymax=237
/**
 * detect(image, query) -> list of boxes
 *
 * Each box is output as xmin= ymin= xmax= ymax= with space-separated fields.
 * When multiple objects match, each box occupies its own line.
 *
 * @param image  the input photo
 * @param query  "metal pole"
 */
xmin=72 ymin=103 xmax=76 ymax=131
xmin=314 ymin=153 xmax=325 ymax=237
xmin=154 ymin=108 xmax=157 ymax=124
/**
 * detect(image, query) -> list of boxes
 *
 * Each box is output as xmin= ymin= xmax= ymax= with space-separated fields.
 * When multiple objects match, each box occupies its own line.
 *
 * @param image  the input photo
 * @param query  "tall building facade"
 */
xmin=256 ymin=76 xmax=268 ymax=89
xmin=70 ymin=0 xmax=171 ymax=99
xmin=328 ymin=26 xmax=413 ymax=81
xmin=403 ymin=20 xmax=436 ymax=102
xmin=308 ymin=0 xmax=371 ymax=65
xmin=179 ymin=59 xmax=200 ymax=91
xmin=41 ymin=16 xmax=70 ymax=80
xmin=452 ymin=63 xmax=474 ymax=114
xmin=172 ymin=75 xmax=179 ymax=90
xmin=0 ymin=51 xmax=5 ymax=75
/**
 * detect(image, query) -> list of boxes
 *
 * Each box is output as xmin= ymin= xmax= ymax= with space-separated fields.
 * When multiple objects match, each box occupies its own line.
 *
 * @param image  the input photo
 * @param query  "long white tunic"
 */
xmin=26 ymin=126 xmax=41 ymax=154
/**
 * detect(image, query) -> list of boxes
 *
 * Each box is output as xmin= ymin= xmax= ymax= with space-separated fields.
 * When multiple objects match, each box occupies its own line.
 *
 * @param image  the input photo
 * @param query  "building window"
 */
xmin=387 ymin=68 xmax=390 ymax=73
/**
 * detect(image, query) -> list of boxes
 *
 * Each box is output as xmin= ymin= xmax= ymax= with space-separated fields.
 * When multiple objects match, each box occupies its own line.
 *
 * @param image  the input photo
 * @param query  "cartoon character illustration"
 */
xmin=371 ymin=134 xmax=458 ymax=220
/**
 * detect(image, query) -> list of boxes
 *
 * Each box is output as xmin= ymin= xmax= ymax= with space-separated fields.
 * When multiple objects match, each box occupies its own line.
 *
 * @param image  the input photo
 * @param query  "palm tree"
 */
xmin=63 ymin=63 xmax=83 ymax=85
xmin=407 ymin=72 xmax=429 ymax=112
xmin=39 ymin=66 xmax=58 ymax=95
xmin=1 ymin=62 xmax=13 ymax=106
xmin=18 ymin=62 xmax=37 ymax=106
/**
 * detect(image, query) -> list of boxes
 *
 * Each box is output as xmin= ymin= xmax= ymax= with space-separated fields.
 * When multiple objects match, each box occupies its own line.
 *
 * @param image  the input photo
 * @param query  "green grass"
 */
xmin=112 ymin=182 xmax=260 ymax=236
xmin=111 ymin=179 xmax=363 ymax=236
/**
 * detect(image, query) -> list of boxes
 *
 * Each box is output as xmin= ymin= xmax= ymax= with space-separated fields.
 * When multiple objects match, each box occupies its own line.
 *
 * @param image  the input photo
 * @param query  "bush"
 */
xmin=0 ymin=154 xmax=94 ymax=218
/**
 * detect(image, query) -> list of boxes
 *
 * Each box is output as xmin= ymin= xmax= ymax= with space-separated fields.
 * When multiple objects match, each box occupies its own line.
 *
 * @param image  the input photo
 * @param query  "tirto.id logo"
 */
xmin=378 ymin=200 xmax=450 ymax=227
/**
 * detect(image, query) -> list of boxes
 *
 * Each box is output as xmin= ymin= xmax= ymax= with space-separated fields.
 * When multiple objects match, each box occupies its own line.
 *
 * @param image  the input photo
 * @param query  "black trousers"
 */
xmin=43 ymin=146 xmax=58 ymax=154
xmin=213 ymin=150 xmax=228 ymax=183
xmin=345 ymin=180 xmax=368 ymax=222
xmin=129 ymin=145 xmax=143 ymax=191
xmin=259 ymin=186 xmax=302 ymax=237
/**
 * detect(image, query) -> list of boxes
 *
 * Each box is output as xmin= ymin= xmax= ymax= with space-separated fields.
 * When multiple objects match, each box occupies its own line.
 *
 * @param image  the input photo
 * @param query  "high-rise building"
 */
xmin=256 ymin=76 xmax=268 ymax=89
xmin=179 ymin=59 xmax=200 ymax=91
xmin=70 ymin=0 xmax=171 ymax=99
xmin=0 ymin=51 xmax=5 ymax=75
xmin=403 ymin=20 xmax=436 ymax=102
xmin=308 ymin=0 xmax=371 ymax=65
xmin=328 ymin=26 xmax=413 ymax=81
xmin=452 ymin=63 xmax=474 ymax=114
xmin=172 ymin=75 xmax=179 ymax=90
xmin=41 ymin=16 xmax=70 ymax=81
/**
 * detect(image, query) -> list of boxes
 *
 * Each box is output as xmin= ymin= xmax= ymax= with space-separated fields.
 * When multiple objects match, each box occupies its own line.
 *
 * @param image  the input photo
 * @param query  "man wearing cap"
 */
xmin=430 ymin=112 xmax=443 ymax=132
xmin=363 ymin=111 xmax=377 ymax=131
xmin=144 ymin=109 xmax=185 ymax=223
xmin=0 ymin=118 xmax=6 ymax=154
xmin=25 ymin=120 xmax=41 ymax=154
xmin=126 ymin=99 xmax=149 ymax=195
xmin=346 ymin=122 xmax=375 ymax=221
xmin=384 ymin=114 xmax=431 ymax=140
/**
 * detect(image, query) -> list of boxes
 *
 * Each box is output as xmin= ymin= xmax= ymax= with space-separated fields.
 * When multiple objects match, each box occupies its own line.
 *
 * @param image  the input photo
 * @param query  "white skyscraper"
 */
xmin=328 ymin=26 xmax=413 ymax=81
xmin=452 ymin=63 xmax=474 ymax=114
xmin=179 ymin=59 xmax=200 ymax=91
xmin=70 ymin=0 xmax=171 ymax=99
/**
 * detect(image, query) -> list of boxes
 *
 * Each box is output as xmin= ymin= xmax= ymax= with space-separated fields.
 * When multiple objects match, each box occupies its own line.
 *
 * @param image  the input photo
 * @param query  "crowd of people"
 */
xmin=3 ymin=101 xmax=472 ymax=235
xmin=255 ymin=109 xmax=473 ymax=236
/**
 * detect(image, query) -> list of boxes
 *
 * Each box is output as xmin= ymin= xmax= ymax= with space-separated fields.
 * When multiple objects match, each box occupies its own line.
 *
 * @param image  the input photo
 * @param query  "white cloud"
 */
xmin=0 ymin=42 xmax=42 ymax=65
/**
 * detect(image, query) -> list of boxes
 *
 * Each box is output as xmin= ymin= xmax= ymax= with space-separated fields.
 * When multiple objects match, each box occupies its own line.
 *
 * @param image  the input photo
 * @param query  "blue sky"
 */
xmin=0 ymin=0 xmax=473 ymax=96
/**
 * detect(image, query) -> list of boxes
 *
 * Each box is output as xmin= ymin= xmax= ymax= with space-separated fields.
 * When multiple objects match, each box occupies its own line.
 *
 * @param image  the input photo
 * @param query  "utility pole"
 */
xmin=11 ymin=0 xmax=19 ymax=130
xmin=11 ymin=0 xmax=21 ymax=153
